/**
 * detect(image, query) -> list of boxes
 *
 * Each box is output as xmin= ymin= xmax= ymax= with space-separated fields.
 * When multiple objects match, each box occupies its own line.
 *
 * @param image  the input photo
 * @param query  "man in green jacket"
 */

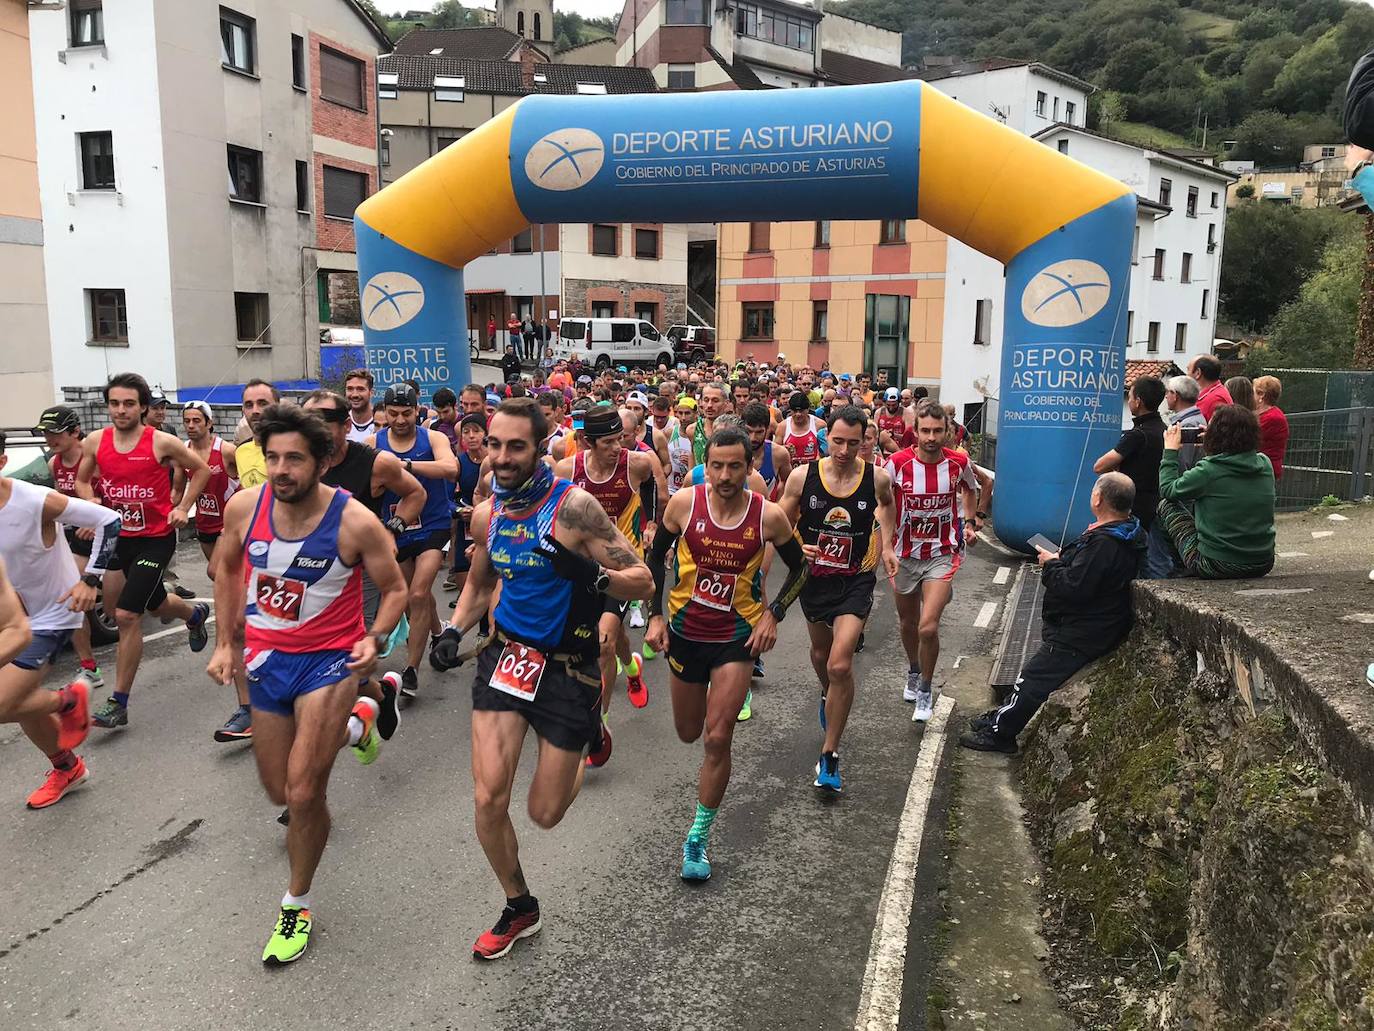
xmin=1157 ymin=404 xmax=1276 ymax=580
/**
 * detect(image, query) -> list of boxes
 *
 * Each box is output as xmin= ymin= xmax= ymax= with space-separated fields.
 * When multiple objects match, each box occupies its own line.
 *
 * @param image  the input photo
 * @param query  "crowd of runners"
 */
xmin=0 ymin=353 xmax=994 ymax=967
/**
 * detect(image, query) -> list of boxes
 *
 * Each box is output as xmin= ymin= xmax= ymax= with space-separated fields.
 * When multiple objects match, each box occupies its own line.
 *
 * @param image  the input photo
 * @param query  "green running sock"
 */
xmin=689 ymin=802 xmax=718 ymax=843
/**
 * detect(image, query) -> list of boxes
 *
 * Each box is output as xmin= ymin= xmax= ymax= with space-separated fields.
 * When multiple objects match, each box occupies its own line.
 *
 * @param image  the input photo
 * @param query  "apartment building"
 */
xmin=27 ymin=0 xmax=388 ymax=401
xmin=942 ymin=123 xmax=1235 ymax=425
xmin=616 ymin=0 xmax=915 ymax=91
xmin=918 ymin=58 xmax=1090 ymax=134
xmin=1 ymin=0 xmax=52 ymax=424
xmin=379 ymin=26 xmax=688 ymax=341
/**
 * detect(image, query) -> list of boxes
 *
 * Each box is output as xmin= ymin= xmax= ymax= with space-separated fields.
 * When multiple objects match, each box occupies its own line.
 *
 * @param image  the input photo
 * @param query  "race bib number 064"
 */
xmin=490 ymin=642 xmax=547 ymax=702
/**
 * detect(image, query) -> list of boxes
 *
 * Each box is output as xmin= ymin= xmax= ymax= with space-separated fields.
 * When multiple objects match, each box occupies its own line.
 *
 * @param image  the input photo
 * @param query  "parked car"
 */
xmin=554 ymin=317 xmax=675 ymax=370
xmin=666 ymin=325 xmax=716 ymax=364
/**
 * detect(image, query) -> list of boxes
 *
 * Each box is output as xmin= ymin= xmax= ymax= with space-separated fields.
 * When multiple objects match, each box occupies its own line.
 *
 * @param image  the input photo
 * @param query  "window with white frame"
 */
xmin=434 ymin=75 xmax=465 ymax=102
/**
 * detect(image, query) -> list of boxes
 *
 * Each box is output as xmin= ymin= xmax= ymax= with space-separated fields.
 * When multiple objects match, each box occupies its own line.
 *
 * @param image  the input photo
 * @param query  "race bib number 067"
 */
xmin=490 ymin=642 xmax=547 ymax=702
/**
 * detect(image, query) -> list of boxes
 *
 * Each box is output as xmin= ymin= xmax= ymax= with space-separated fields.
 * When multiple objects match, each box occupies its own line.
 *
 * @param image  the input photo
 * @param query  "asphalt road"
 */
xmin=0 ymin=541 xmax=1014 ymax=1031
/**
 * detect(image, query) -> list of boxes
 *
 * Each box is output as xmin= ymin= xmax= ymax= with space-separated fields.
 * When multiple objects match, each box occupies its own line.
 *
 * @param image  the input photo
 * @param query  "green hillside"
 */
xmin=832 ymin=0 xmax=1373 ymax=160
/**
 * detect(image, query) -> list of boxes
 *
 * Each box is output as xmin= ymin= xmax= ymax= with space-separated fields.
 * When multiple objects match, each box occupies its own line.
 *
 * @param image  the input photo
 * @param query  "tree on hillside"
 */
xmin=1220 ymin=202 xmax=1343 ymax=334
xmin=1258 ymin=217 xmax=1362 ymax=370
xmin=1228 ymin=109 xmax=1342 ymax=166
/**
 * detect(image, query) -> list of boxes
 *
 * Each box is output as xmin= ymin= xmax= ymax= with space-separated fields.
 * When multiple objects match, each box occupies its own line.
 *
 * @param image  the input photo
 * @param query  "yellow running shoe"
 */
xmin=350 ymin=698 xmax=380 ymax=765
xmin=262 ymin=906 xmax=312 ymax=965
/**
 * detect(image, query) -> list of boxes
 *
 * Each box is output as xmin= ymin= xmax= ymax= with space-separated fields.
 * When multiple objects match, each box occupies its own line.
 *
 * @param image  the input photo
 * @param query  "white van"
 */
xmin=555 ymin=317 xmax=675 ymax=370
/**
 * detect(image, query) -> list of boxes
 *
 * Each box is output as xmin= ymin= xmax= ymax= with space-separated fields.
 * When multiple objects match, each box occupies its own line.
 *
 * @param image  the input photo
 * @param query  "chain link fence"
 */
xmin=1277 ymin=406 xmax=1374 ymax=510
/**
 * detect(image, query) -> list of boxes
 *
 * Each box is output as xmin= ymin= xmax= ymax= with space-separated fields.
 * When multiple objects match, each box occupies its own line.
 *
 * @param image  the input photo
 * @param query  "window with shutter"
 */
xmin=320 ymin=46 xmax=365 ymax=110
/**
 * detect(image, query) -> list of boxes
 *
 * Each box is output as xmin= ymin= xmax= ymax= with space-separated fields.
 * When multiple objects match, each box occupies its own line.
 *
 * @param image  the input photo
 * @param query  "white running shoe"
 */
xmin=912 ymin=687 xmax=935 ymax=723
xmin=628 ymin=601 xmax=646 ymax=629
xmin=902 ymin=670 xmax=921 ymax=703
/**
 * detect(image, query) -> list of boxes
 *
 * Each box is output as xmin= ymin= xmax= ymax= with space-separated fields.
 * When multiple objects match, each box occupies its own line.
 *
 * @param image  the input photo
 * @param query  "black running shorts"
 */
xmin=667 ymin=630 xmax=754 ymax=685
xmin=800 ymin=570 xmax=877 ymax=626
xmin=64 ymin=526 xmax=92 ymax=558
xmin=471 ymin=638 xmax=602 ymax=754
xmin=108 ymin=532 xmax=176 ymax=614
xmin=395 ymin=528 xmax=450 ymax=564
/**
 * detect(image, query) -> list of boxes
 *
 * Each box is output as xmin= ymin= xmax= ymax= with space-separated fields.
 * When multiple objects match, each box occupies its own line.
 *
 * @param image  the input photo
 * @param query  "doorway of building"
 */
xmin=864 ymin=293 xmax=909 ymax=386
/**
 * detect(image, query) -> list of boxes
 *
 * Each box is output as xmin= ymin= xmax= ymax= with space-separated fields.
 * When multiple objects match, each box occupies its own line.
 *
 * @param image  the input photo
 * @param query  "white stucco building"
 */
xmin=27 ymin=0 xmax=389 ymax=402
xmin=936 ymin=112 xmax=1234 ymax=431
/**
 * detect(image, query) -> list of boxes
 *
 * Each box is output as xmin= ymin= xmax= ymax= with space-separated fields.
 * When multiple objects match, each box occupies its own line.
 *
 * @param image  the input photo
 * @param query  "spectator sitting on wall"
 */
xmin=1189 ymin=354 xmax=1233 ymax=421
xmin=1253 ymin=376 xmax=1290 ymax=481
xmin=960 ymin=472 xmax=1145 ymax=754
xmin=1094 ymin=376 xmax=1166 ymax=536
xmin=500 ymin=344 xmax=523 ymax=384
xmin=1157 ymin=404 xmax=1276 ymax=581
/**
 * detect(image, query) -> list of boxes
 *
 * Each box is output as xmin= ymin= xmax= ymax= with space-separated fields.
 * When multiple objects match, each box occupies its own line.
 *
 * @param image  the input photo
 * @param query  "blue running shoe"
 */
xmin=187 ymin=602 xmax=210 ymax=653
xmin=819 ymin=692 xmax=827 ymax=732
xmin=680 ymin=836 xmax=711 ymax=881
xmin=814 ymin=752 xmax=842 ymax=794
xmin=752 ymin=656 xmax=764 ymax=679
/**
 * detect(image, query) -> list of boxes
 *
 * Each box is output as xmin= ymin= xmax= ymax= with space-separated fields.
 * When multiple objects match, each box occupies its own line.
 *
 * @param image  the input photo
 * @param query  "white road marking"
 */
xmin=1312 ymin=531 xmax=1335 ymax=539
xmin=952 ymin=654 xmax=968 ymax=670
xmin=1328 ymin=513 xmax=1350 ymax=521
xmin=137 ymin=614 xmax=216 ymax=646
xmin=1277 ymin=552 xmax=1308 ymax=558
xmin=854 ymin=694 xmax=955 ymax=1031
xmin=1235 ymin=588 xmax=1314 ymax=597
xmin=1342 ymin=613 xmax=1374 ymax=624
xmin=993 ymin=566 xmax=1011 ymax=585
xmin=973 ymin=601 xmax=998 ymax=628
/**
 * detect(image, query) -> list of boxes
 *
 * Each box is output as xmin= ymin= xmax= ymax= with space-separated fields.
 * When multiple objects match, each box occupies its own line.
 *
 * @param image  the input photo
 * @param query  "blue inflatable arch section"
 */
xmin=355 ymin=80 xmax=1136 ymax=550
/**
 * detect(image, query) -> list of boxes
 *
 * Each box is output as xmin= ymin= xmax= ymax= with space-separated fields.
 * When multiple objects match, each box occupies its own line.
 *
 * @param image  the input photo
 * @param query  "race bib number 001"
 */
xmin=255 ymin=573 xmax=306 ymax=622
xmin=490 ymin=642 xmax=547 ymax=702
xmin=115 ymin=501 xmax=146 ymax=532
xmin=691 ymin=568 xmax=738 ymax=612
xmin=815 ymin=531 xmax=853 ymax=569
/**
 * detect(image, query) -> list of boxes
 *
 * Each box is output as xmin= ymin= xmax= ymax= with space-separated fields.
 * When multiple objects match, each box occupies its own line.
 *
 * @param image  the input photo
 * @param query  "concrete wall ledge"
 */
xmin=1132 ymin=570 xmax=1374 ymax=832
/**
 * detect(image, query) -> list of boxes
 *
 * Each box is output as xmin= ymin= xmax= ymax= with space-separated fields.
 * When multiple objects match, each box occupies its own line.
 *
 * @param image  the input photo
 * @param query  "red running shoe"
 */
xmin=625 ymin=655 xmax=648 ymax=709
xmin=56 ymin=680 xmax=91 ymax=752
xmin=472 ymin=904 xmax=541 ymax=960
xmin=585 ymin=719 xmax=612 ymax=768
xmin=27 ymin=757 xmax=88 ymax=810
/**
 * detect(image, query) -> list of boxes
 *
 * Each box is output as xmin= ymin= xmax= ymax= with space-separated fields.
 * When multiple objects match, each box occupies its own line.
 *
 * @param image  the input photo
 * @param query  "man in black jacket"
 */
xmin=961 ymin=472 xmax=1145 ymax=754
xmin=500 ymin=344 xmax=524 ymax=384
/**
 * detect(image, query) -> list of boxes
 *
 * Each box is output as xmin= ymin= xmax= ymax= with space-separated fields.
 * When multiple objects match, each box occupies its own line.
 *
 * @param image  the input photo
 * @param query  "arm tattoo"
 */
xmin=556 ymin=492 xmax=617 ymax=541
xmin=604 ymin=545 xmax=640 ymax=569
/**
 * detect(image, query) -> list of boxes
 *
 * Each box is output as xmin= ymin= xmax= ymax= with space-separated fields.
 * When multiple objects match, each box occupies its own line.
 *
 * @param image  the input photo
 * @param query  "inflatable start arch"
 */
xmin=354 ymin=80 xmax=1135 ymax=550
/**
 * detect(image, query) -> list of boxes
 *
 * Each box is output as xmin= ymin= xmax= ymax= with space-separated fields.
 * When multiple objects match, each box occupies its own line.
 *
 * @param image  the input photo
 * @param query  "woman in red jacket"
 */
xmin=1253 ymin=375 xmax=1290 ymax=480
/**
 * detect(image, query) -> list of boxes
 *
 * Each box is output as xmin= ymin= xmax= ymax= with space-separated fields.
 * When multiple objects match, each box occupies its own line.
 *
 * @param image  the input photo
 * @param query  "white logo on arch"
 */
xmin=1021 ymin=259 xmax=1112 ymax=328
xmin=525 ymin=128 xmax=605 ymax=191
xmin=362 ymin=272 xmax=426 ymax=331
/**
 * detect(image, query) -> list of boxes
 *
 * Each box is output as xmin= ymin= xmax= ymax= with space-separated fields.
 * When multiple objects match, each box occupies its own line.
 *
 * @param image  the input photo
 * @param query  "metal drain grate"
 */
xmin=990 ymin=565 xmax=1043 ymax=696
